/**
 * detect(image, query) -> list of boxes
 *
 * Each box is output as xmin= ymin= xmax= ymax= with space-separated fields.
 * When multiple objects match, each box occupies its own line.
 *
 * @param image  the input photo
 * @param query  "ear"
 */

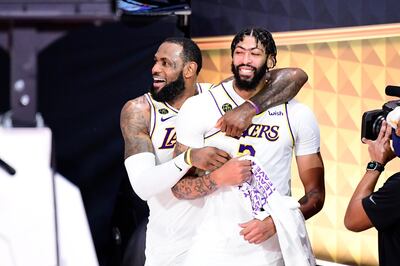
xmin=266 ymin=55 xmax=276 ymax=69
xmin=183 ymin=62 xmax=198 ymax=79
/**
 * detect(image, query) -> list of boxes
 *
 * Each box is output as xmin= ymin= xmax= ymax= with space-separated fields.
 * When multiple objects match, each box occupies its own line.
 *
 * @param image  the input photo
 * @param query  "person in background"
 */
xmin=345 ymin=106 xmax=400 ymax=266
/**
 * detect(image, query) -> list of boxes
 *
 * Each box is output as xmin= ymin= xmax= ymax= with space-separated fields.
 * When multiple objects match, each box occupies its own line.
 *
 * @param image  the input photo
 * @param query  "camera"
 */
xmin=361 ymin=85 xmax=400 ymax=140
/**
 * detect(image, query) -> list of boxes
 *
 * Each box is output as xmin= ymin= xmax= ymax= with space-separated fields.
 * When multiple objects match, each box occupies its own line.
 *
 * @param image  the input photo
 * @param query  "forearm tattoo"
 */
xmin=172 ymin=173 xmax=218 ymax=200
xmin=250 ymin=69 xmax=306 ymax=111
xmin=173 ymin=142 xmax=187 ymax=157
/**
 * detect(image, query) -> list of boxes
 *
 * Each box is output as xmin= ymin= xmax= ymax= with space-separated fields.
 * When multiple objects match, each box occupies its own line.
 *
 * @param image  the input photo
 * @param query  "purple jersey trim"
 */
xmin=144 ymin=93 xmax=157 ymax=139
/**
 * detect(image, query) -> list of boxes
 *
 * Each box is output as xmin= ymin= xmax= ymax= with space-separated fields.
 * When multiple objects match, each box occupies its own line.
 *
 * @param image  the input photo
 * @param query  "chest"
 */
xmin=149 ymin=103 xmax=178 ymax=163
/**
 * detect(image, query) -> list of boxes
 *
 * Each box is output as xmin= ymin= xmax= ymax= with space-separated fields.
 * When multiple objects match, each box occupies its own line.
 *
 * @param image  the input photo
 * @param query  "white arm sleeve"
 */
xmin=176 ymin=94 xmax=213 ymax=148
xmin=124 ymin=152 xmax=191 ymax=200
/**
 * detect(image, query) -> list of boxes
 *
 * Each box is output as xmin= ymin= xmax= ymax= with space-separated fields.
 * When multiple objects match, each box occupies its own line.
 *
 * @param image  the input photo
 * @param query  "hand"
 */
xmin=239 ymin=217 xmax=276 ymax=244
xmin=215 ymin=102 xmax=256 ymax=138
xmin=190 ymin=146 xmax=231 ymax=171
xmin=362 ymin=121 xmax=395 ymax=165
xmin=210 ymin=157 xmax=252 ymax=187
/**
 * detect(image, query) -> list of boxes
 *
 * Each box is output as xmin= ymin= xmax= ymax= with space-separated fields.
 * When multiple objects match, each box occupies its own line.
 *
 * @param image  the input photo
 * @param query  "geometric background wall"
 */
xmin=195 ymin=24 xmax=400 ymax=265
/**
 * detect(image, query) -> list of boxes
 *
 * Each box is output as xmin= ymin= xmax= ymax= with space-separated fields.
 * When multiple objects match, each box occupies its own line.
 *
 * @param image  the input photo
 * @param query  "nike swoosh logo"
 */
xmin=369 ymin=195 xmax=376 ymax=205
xmin=174 ymin=162 xmax=182 ymax=171
xmin=161 ymin=116 xmax=174 ymax=122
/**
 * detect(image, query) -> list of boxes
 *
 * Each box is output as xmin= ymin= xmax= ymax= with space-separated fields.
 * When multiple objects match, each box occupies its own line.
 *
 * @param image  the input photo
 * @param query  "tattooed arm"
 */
xmin=172 ymin=142 xmax=252 ymax=200
xmin=296 ymin=152 xmax=325 ymax=219
xmin=120 ymin=96 xmax=153 ymax=159
xmin=121 ymin=97 xmax=192 ymax=200
xmin=250 ymin=68 xmax=307 ymax=112
xmin=216 ymin=68 xmax=308 ymax=137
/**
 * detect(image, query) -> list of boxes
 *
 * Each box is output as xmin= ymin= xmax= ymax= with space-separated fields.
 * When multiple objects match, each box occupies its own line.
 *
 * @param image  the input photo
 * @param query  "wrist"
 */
xmin=366 ymin=161 xmax=385 ymax=173
xmin=184 ymin=148 xmax=193 ymax=166
xmin=209 ymin=170 xmax=221 ymax=188
xmin=245 ymin=99 xmax=260 ymax=115
xmin=255 ymin=210 xmax=270 ymax=221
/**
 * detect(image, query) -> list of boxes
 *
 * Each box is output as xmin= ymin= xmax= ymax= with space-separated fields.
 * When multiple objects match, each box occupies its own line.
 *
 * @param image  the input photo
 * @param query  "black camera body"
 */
xmin=361 ymin=85 xmax=400 ymax=140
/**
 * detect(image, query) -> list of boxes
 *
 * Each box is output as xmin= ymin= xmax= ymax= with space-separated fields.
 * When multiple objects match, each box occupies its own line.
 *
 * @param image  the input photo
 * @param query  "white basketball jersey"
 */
xmin=205 ymin=81 xmax=295 ymax=196
xmin=176 ymin=80 xmax=320 ymax=266
xmin=143 ymin=83 xmax=213 ymax=266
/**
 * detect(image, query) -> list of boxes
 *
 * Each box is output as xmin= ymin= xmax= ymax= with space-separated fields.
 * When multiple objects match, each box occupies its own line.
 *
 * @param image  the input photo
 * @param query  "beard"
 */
xmin=231 ymin=62 xmax=268 ymax=91
xmin=149 ymin=72 xmax=185 ymax=102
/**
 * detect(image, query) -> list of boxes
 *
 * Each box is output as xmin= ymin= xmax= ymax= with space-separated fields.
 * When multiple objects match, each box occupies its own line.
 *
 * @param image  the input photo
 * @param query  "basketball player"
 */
xmin=121 ymin=37 xmax=308 ymax=266
xmin=172 ymin=29 xmax=325 ymax=265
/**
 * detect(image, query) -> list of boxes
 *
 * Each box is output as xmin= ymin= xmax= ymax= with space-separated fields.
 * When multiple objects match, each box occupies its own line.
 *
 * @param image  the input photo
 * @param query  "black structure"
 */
xmin=0 ymin=0 xmax=117 ymax=127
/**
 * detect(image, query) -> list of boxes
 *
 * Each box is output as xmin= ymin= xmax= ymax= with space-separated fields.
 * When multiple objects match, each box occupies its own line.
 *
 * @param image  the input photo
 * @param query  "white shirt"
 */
xmin=175 ymin=80 xmax=320 ymax=266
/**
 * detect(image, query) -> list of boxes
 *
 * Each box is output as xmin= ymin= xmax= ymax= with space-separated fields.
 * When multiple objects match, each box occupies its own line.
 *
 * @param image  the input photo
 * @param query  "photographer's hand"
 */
xmin=345 ymin=121 xmax=394 ymax=232
xmin=362 ymin=121 xmax=395 ymax=165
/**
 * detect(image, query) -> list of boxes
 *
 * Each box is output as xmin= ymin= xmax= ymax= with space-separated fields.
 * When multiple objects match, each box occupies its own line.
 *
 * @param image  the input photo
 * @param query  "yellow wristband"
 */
xmin=184 ymin=148 xmax=192 ymax=166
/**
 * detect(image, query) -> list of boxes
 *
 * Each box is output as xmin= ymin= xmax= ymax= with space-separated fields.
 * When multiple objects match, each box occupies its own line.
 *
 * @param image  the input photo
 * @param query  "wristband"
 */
xmin=184 ymin=148 xmax=193 ymax=166
xmin=246 ymin=99 xmax=261 ymax=114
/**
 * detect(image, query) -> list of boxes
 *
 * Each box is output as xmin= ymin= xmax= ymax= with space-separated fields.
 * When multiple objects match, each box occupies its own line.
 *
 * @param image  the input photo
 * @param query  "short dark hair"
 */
xmin=231 ymin=28 xmax=277 ymax=68
xmin=164 ymin=37 xmax=202 ymax=74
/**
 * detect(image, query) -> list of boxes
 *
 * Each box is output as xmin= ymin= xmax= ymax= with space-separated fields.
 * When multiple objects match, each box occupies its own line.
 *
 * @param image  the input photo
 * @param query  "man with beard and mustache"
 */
xmin=120 ymin=36 xmax=308 ymax=266
xmin=172 ymin=29 xmax=325 ymax=266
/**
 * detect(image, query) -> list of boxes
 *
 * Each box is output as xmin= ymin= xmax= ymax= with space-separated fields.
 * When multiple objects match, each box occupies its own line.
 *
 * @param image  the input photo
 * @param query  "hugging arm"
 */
xmin=216 ymin=68 xmax=308 ymax=137
xmin=121 ymin=97 xmax=192 ymax=200
xmin=171 ymin=142 xmax=252 ymax=200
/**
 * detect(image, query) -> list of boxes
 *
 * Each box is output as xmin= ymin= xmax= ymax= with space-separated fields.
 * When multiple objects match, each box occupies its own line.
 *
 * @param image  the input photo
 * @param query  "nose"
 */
xmin=152 ymin=62 xmax=160 ymax=75
xmin=243 ymin=51 xmax=252 ymax=65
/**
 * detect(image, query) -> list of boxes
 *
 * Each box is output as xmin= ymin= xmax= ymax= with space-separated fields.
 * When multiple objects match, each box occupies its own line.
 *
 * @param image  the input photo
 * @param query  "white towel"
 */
xmin=240 ymin=156 xmax=316 ymax=266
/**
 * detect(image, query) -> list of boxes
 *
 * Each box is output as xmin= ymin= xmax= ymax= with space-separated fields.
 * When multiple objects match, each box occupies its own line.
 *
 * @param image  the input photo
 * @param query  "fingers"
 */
xmin=215 ymin=117 xmax=222 ymax=129
xmin=239 ymin=220 xmax=254 ymax=235
xmin=361 ymin=137 xmax=371 ymax=145
xmin=383 ymin=121 xmax=392 ymax=140
xmin=219 ymin=120 xmax=227 ymax=133
xmin=377 ymin=121 xmax=387 ymax=141
xmin=239 ymin=220 xmax=272 ymax=244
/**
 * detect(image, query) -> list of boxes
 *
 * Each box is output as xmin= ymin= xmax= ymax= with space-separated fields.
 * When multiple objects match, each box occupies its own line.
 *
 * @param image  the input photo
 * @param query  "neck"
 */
xmin=167 ymin=81 xmax=197 ymax=110
xmin=233 ymin=75 xmax=267 ymax=100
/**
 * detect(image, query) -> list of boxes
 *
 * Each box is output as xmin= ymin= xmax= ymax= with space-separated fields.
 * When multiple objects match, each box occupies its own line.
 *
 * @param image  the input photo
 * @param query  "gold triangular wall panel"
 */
xmin=361 ymin=39 xmax=385 ymax=66
xmin=337 ymin=95 xmax=361 ymax=130
xmin=315 ymin=91 xmax=337 ymax=126
xmin=314 ymin=42 xmax=337 ymax=58
xmin=338 ymin=61 xmax=361 ymax=96
xmin=338 ymin=40 xmax=362 ymax=62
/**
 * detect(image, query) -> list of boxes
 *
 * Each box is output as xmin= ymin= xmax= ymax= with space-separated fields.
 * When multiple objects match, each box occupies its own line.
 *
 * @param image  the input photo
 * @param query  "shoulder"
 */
xmin=120 ymin=94 xmax=151 ymax=132
xmin=286 ymin=100 xmax=316 ymax=119
xmin=197 ymin=82 xmax=215 ymax=93
xmin=121 ymin=94 xmax=150 ymax=117
xmin=385 ymin=172 xmax=400 ymax=187
xmin=286 ymin=99 xmax=310 ymax=111
xmin=183 ymin=90 xmax=213 ymax=109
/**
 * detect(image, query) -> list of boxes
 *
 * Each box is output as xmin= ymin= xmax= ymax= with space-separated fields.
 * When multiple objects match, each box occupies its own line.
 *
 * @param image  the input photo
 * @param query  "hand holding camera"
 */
xmin=362 ymin=120 xmax=395 ymax=166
